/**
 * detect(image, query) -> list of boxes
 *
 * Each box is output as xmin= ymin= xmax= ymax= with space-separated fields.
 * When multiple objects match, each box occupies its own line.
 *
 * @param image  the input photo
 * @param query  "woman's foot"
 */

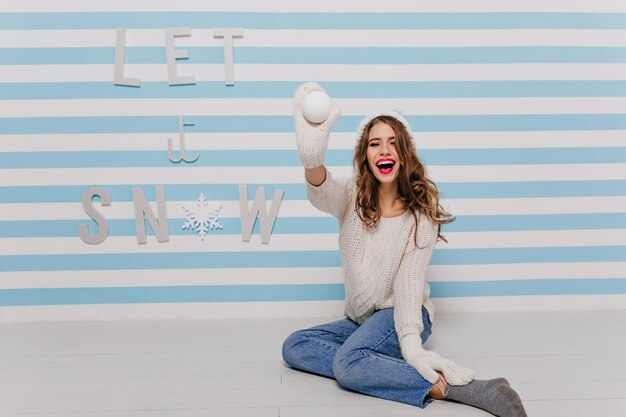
xmin=445 ymin=377 xmax=527 ymax=417
xmin=428 ymin=373 xmax=448 ymax=400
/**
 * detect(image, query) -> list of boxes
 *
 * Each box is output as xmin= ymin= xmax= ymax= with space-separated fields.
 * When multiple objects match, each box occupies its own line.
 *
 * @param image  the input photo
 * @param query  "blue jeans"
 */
xmin=281 ymin=306 xmax=434 ymax=408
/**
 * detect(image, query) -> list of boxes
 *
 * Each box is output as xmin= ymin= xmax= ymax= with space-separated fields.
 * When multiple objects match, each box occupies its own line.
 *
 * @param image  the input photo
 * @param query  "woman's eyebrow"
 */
xmin=368 ymin=136 xmax=396 ymax=142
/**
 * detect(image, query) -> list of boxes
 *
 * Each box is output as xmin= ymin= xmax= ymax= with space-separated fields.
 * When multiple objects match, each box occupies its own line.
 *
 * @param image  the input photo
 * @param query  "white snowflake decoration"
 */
xmin=182 ymin=193 xmax=223 ymax=240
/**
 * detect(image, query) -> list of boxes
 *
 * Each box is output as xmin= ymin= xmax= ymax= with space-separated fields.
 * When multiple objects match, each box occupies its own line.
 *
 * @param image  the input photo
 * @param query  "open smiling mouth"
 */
xmin=375 ymin=158 xmax=396 ymax=175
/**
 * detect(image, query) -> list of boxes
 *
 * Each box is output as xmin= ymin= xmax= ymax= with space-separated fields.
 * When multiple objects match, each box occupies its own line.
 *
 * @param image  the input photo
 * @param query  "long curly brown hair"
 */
xmin=353 ymin=115 xmax=455 ymax=247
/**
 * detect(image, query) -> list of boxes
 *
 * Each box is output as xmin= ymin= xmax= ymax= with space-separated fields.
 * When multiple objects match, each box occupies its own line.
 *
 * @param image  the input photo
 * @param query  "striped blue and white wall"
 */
xmin=1 ymin=0 xmax=626 ymax=322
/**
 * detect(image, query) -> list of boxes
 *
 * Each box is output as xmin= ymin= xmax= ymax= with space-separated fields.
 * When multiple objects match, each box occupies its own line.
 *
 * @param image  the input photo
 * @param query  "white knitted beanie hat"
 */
xmin=355 ymin=109 xmax=414 ymax=146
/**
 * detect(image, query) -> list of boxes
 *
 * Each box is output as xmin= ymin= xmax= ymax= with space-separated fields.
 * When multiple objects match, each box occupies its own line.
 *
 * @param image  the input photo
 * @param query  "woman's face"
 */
xmin=366 ymin=121 xmax=401 ymax=186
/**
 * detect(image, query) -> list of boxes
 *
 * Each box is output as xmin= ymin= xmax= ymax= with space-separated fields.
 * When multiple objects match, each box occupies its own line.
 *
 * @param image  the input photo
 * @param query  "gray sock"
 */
xmin=445 ymin=378 xmax=527 ymax=417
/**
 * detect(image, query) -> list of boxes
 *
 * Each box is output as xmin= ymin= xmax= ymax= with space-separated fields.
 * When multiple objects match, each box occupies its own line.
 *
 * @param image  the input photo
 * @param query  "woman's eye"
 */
xmin=369 ymin=143 xmax=379 ymax=147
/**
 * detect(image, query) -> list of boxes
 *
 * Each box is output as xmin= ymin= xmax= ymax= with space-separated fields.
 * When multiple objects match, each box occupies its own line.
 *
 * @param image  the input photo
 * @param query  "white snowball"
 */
xmin=301 ymin=91 xmax=332 ymax=123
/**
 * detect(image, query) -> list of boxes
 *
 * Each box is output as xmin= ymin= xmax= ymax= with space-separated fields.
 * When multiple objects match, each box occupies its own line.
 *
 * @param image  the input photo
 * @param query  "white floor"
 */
xmin=1 ymin=310 xmax=625 ymax=417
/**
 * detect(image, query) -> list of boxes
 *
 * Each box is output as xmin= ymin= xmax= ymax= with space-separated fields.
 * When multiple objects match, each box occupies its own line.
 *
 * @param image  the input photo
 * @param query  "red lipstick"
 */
xmin=375 ymin=158 xmax=396 ymax=175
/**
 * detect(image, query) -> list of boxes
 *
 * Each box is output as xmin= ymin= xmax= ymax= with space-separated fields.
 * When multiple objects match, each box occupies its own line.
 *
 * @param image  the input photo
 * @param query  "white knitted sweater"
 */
xmin=306 ymin=167 xmax=438 ymax=343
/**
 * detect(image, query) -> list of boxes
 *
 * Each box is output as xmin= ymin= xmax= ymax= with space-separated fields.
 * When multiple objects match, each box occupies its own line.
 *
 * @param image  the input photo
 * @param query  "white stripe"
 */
xmin=4 ymin=63 xmax=626 ymax=83
xmin=2 ymin=229 xmax=625 ymax=256
xmin=443 ymin=196 xmax=626 ymax=215
xmin=2 ymin=131 xmax=626 ymax=152
xmin=3 ymin=0 xmax=626 ymax=13
xmin=5 ymin=29 xmax=626 ymax=48
xmin=0 ymin=234 xmax=341 ymax=255
xmin=5 ymin=97 xmax=626 ymax=118
xmin=0 ymin=301 xmax=347 ymax=323
xmin=1 ymin=295 xmax=625 ymax=323
xmin=0 ymin=166 xmax=336 ymax=186
xmin=3 ymin=196 xmax=626 ymax=221
xmin=1 ymin=262 xmax=623 ymax=289
xmin=432 ymin=294 xmax=626 ymax=314
xmin=446 ymin=229 xmax=626 ymax=249
xmin=433 ymin=163 xmax=626 ymax=182
xmin=0 ymin=201 xmax=330 ymax=221
xmin=3 ymin=164 xmax=626 ymax=186
xmin=429 ymin=262 xmax=626 ymax=282
xmin=0 ymin=267 xmax=344 ymax=289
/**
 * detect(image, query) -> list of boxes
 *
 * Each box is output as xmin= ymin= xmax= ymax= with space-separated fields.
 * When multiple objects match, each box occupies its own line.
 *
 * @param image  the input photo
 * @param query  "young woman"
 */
xmin=281 ymin=82 xmax=527 ymax=417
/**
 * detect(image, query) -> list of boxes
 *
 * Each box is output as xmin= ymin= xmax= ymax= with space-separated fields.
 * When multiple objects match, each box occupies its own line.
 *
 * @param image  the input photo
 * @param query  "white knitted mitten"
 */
xmin=293 ymin=82 xmax=342 ymax=168
xmin=400 ymin=334 xmax=475 ymax=386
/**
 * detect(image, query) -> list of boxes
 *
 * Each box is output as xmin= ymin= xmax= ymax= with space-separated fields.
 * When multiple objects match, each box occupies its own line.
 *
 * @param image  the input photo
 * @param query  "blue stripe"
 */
xmin=1 ymin=180 xmax=625 ymax=204
xmin=0 ymin=284 xmax=346 ymax=306
xmin=0 ymin=184 xmax=305 ymax=204
xmin=3 ymin=148 xmax=626 ymax=169
xmin=439 ymin=180 xmax=626 ymax=199
xmin=0 ymin=217 xmax=338 ymax=238
xmin=4 ymin=114 xmax=626 ymax=134
xmin=2 ymin=213 xmax=626 ymax=238
xmin=2 ymin=12 xmax=626 ymax=30
xmin=450 ymin=213 xmax=626 ymax=232
xmin=4 ymin=46 xmax=626 ymax=65
xmin=1 ymin=246 xmax=625 ymax=272
xmin=429 ymin=278 xmax=626 ymax=297
xmin=1 ymin=277 xmax=625 ymax=306
xmin=1 ymin=251 xmax=342 ymax=272
xmin=430 ymin=246 xmax=626 ymax=265
xmin=6 ymin=81 xmax=626 ymax=100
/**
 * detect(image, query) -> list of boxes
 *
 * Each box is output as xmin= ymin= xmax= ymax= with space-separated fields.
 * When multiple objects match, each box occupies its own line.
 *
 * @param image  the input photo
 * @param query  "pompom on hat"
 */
xmin=355 ymin=109 xmax=414 ymax=146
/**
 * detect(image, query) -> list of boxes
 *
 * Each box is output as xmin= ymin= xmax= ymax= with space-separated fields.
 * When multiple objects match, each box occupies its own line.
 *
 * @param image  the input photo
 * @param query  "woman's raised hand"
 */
xmin=293 ymin=82 xmax=342 ymax=168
